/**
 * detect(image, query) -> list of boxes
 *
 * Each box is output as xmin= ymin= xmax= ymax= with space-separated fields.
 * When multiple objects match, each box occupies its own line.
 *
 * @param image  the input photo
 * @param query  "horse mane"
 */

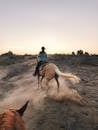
xmin=0 ymin=109 xmax=27 ymax=130
xmin=0 ymin=109 xmax=14 ymax=129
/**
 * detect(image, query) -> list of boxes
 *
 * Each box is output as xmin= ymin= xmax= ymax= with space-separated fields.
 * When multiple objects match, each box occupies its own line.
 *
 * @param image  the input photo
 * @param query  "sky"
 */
xmin=0 ymin=0 xmax=98 ymax=54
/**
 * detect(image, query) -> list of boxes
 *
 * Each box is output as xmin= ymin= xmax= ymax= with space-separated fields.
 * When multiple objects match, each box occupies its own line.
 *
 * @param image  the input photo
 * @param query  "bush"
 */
xmin=3 ymin=64 xmax=30 ymax=80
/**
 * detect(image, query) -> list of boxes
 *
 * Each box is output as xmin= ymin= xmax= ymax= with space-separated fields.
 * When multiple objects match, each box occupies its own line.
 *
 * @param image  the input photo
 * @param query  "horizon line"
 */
xmin=0 ymin=50 xmax=98 ymax=55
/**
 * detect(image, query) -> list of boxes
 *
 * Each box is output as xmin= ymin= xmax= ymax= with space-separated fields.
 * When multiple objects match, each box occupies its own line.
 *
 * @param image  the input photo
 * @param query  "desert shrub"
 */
xmin=3 ymin=64 xmax=30 ymax=80
xmin=0 ymin=51 xmax=33 ymax=66
xmin=49 ymin=54 xmax=98 ymax=67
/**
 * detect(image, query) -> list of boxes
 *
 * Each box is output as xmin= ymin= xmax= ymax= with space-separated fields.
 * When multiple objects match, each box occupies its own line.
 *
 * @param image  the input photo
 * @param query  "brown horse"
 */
xmin=0 ymin=101 xmax=29 ymax=130
xmin=38 ymin=63 xmax=80 ymax=92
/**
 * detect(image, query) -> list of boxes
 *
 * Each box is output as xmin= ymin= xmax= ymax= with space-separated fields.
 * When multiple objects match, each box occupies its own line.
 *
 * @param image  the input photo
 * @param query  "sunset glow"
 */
xmin=0 ymin=0 xmax=97 ymax=54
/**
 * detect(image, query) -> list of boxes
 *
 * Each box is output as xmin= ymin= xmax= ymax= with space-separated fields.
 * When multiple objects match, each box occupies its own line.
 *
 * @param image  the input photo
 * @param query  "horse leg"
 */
xmin=45 ymin=78 xmax=50 ymax=93
xmin=38 ymin=74 xmax=45 ymax=90
xmin=40 ymin=75 xmax=44 ymax=89
xmin=38 ymin=75 xmax=40 ymax=89
xmin=55 ymin=74 xmax=59 ymax=92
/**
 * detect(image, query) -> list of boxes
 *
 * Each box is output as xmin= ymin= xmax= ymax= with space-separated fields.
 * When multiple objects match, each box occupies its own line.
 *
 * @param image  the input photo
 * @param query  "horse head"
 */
xmin=0 ymin=101 xmax=29 ymax=130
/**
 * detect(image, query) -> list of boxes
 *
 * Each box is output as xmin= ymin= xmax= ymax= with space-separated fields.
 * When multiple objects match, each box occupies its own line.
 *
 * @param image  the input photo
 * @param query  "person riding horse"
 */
xmin=33 ymin=46 xmax=48 ymax=76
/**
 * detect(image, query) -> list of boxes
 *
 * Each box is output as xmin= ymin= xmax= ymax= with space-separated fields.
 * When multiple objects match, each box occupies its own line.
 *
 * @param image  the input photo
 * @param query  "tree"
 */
xmin=77 ymin=50 xmax=83 ymax=56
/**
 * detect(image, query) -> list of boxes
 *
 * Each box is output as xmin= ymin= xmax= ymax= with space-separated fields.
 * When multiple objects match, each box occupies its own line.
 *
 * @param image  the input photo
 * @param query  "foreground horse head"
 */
xmin=38 ymin=63 xmax=80 ymax=92
xmin=0 ymin=101 xmax=29 ymax=130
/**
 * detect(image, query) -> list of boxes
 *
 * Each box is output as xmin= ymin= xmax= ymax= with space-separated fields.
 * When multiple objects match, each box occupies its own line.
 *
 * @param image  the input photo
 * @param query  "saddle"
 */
xmin=39 ymin=62 xmax=49 ymax=74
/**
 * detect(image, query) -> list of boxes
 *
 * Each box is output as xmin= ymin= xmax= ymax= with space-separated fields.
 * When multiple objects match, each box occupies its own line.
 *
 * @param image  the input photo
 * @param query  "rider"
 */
xmin=33 ymin=46 xmax=48 ymax=76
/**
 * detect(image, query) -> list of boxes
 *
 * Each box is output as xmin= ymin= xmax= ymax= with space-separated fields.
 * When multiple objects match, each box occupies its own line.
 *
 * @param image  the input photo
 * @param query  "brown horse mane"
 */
xmin=0 ymin=101 xmax=29 ymax=130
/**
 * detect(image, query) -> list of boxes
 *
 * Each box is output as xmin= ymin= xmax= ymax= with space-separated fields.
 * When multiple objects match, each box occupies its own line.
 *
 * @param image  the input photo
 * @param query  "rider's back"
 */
xmin=38 ymin=51 xmax=47 ymax=62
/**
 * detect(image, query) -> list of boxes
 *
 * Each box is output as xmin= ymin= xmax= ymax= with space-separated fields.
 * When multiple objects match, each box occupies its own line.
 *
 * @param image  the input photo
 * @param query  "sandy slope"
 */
xmin=0 ymin=59 xmax=98 ymax=130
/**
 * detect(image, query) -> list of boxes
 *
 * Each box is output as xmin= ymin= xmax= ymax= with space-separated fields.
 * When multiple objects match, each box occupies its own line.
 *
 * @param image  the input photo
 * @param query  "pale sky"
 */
xmin=0 ymin=0 xmax=98 ymax=54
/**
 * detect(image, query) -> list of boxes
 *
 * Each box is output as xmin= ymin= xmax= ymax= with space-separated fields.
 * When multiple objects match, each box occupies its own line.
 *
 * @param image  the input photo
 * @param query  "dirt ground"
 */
xmin=0 ymin=59 xmax=98 ymax=130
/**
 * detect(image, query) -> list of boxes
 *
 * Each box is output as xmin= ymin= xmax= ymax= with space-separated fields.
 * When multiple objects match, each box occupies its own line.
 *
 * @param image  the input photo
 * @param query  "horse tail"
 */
xmin=54 ymin=65 xmax=80 ymax=84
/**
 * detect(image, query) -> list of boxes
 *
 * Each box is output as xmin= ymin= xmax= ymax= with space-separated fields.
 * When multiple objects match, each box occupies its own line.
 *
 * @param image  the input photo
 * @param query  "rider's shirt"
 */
xmin=38 ymin=51 xmax=47 ymax=62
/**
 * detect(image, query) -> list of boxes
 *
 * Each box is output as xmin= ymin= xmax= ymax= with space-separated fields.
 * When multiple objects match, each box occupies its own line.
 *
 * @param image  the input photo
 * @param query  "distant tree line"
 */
xmin=0 ymin=50 xmax=98 ymax=66
xmin=72 ymin=50 xmax=90 ymax=56
xmin=50 ymin=50 xmax=98 ymax=66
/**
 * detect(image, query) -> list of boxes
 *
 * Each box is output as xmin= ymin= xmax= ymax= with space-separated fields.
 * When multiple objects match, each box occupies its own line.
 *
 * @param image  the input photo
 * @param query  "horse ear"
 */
xmin=17 ymin=101 xmax=29 ymax=116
